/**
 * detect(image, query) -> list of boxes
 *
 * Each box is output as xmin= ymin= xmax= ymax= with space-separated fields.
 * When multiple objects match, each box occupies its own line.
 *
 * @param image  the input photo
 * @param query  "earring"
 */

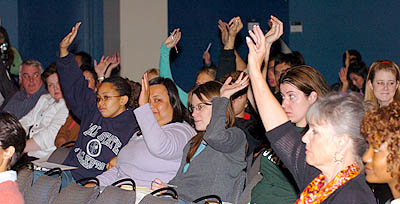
xmin=333 ymin=152 xmax=344 ymax=164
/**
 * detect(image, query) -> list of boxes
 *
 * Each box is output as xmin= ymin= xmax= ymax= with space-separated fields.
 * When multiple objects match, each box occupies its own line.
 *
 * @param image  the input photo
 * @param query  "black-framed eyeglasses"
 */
xmin=96 ymin=95 xmax=121 ymax=103
xmin=189 ymin=102 xmax=212 ymax=112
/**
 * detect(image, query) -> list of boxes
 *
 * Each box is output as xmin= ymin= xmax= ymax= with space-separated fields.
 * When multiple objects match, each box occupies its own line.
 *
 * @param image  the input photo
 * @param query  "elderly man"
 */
xmin=2 ymin=60 xmax=47 ymax=119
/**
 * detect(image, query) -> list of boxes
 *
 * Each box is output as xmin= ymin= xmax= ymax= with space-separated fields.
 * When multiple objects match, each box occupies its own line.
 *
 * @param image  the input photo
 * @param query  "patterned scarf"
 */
xmin=296 ymin=163 xmax=360 ymax=204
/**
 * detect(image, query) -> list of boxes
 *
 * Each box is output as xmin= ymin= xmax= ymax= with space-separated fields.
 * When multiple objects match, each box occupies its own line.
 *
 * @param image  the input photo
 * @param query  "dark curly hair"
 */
xmin=361 ymin=101 xmax=400 ymax=192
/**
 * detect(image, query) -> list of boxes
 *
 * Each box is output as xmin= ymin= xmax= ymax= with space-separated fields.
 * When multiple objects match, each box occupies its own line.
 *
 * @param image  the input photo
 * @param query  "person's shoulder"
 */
xmin=0 ymin=181 xmax=24 ymax=203
xmin=330 ymin=174 xmax=376 ymax=203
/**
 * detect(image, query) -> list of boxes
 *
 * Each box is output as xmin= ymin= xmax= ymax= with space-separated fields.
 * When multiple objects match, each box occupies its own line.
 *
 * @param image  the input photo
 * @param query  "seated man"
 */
xmin=2 ymin=60 xmax=47 ymax=119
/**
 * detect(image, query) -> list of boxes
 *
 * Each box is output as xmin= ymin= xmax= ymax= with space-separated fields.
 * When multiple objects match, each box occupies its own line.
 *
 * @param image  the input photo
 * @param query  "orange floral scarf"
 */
xmin=296 ymin=164 xmax=360 ymax=204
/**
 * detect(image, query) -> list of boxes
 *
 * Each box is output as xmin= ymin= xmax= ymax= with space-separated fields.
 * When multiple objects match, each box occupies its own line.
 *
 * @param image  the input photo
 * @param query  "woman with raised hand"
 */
xmin=151 ymin=75 xmax=248 ymax=203
xmin=362 ymin=101 xmax=400 ymax=203
xmin=96 ymin=73 xmax=196 ymax=187
xmin=56 ymin=22 xmax=139 ymax=183
xmin=247 ymin=16 xmax=375 ymax=203
xmin=365 ymin=60 xmax=400 ymax=107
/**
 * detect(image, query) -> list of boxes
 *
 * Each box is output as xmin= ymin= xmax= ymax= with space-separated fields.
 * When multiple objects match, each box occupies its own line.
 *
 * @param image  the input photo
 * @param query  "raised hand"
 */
xmin=139 ymin=72 xmax=150 ymax=106
xmin=228 ymin=16 xmax=243 ymax=38
xmin=344 ymin=50 xmax=350 ymax=69
xmin=220 ymin=72 xmax=249 ymax=99
xmin=94 ymin=56 xmax=112 ymax=80
xmin=164 ymin=28 xmax=181 ymax=49
xmin=265 ymin=16 xmax=283 ymax=46
xmin=218 ymin=20 xmax=229 ymax=46
xmin=203 ymin=50 xmax=211 ymax=66
xmin=60 ymin=22 xmax=81 ymax=57
xmin=246 ymin=24 xmax=266 ymax=72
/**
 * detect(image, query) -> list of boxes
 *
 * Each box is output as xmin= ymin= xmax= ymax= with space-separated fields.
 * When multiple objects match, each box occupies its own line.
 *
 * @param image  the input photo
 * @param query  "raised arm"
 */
xmin=159 ymin=28 xmax=188 ymax=107
xmin=247 ymin=16 xmax=288 ymax=131
xmin=339 ymin=50 xmax=350 ymax=92
xmin=204 ymin=73 xmax=249 ymax=153
xmin=57 ymin=22 xmax=97 ymax=120
xmin=136 ymin=73 xmax=194 ymax=159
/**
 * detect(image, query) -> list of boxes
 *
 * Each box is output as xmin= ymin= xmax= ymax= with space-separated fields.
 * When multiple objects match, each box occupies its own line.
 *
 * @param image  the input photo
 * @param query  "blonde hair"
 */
xmin=364 ymin=60 xmax=400 ymax=106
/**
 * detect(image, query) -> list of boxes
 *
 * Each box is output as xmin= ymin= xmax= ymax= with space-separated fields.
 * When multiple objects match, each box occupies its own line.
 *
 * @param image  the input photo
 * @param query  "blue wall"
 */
xmin=289 ymin=0 xmax=400 ymax=85
xmin=18 ymin=0 xmax=104 ymax=68
xmin=0 ymin=0 xmax=19 ymax=48
xmin=168 ymin=0 xmax=289 ymax=91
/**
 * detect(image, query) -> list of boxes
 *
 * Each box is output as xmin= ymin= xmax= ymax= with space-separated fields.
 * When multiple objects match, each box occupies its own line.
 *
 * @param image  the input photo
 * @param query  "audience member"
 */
xmin=0 ymin=60 xmax=18 ymax=108
xmin=96 ymin=75 xmax=195 ymax=187
xmin=145 ymin=68 xmax=160 ymax=81
xmin=57 ymin=22 xmax=139 ymax=183
xmin=19 ymin=63 xmax=68 ymax=159
xmin=0 ymin=26 xmax=23 ymax=77
xmin=365 ymin=60 xmax=400 ymax=107
xmin=362 ymin=101 xmax=400 ymax=203
xmin=247 ymin=17 xmax=375 ymax=203
xmin=151 ymin=77 xmax=248 ymax=203
xmin=2 ymin=60 xmax=47 ymax=119
xmin=75 ymin=51 xmax=92 ymax=68
xmin=0 ymin=112 xmax=26 ymax=204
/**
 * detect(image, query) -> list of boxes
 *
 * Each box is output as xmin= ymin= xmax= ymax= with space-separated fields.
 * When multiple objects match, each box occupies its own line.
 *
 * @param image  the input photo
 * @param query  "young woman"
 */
xmin=247 ymin=16 xmax=375 ymax=203
xmin=96 ymin=75 xmax=196 ymax=187
xmin=0 ymin=112 xmax=26 ymax=204
xmin=151 ymin=76 xmax=248 ymax=203
xmin=56 ymin=22 xmax=139 ymax=182
xmin=339 ymin=61 xmax=368 ymax=95
xmin=19 ymin=63 xmax=69 ymax=159
xmin=362 ymin=101 xmax=400 ymax=203
xmin=365 ymin=60 xmax=400 ymax=107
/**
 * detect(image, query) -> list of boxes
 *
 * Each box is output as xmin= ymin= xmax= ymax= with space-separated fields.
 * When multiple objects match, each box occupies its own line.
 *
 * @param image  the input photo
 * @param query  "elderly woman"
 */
xmin=246 ymin=16 xmax=375 ymax=203
xmin=362 ymin=101 xmax=400 ymax=203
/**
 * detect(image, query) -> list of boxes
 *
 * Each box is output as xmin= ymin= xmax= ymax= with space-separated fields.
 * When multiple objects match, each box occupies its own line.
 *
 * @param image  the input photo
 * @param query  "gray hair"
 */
xmin=18 ymin=60 xmax=43 ymax=74
xmin=306 ymin=92 xmax=371 ymax=169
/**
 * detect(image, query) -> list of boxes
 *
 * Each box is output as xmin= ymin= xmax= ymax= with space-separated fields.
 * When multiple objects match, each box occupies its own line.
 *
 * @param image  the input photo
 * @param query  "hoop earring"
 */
xmin=333 ymin=152 xmax=344 ymax=164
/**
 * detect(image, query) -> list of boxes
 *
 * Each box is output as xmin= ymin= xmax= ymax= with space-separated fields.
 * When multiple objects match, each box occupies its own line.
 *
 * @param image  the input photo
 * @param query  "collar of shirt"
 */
xmin=0 ymin=170 xmax=17 ymax=183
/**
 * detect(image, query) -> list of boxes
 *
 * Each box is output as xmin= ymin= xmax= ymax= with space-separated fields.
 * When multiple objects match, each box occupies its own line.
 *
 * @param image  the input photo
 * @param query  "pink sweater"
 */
xmin=0 ymin=180 xmax=24 ymax=204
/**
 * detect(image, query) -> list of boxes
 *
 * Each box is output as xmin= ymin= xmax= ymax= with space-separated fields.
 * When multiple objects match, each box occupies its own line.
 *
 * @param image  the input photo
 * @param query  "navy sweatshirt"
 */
xmin=57 ymin=53 xmax=139 ymax=181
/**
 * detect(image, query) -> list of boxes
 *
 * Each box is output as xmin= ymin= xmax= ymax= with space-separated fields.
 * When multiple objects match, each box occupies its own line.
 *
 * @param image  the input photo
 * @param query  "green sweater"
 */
xmin=250 ymin=126 xmax=303 ymax=204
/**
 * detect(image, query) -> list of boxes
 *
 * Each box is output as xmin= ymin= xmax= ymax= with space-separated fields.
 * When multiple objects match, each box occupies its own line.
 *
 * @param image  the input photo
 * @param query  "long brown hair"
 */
xmin=186 ymin=81 xmax=235 ymax=163
xmin=364 ymin=60 xmax=400 ymax=106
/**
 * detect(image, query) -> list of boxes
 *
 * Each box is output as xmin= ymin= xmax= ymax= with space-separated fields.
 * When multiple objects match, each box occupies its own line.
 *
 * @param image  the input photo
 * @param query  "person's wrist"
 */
xmin=98 ymin=76 xmax=105 ymax=81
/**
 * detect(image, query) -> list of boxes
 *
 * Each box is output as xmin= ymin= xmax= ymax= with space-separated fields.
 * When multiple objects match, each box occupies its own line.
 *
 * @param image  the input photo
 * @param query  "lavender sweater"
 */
xmin=97 ymin=103 xmax=196 ymax=187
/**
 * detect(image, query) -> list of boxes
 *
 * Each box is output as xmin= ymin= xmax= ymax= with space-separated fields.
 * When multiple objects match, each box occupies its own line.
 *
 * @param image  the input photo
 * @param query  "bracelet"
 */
xmin=98 ymin=76 xmax=105 ymax=81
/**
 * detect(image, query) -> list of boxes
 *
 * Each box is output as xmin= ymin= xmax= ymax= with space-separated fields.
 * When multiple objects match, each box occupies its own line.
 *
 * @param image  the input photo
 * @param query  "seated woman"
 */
xmin=365 ymin=60 xmax=400 ymax=107
xmin=19 ymin=63 xmax=69 ymax=159
xmin=151 ymin=77 xmax=248 ymax=203
xmin=0 ymin=112 xmax=26 ymax=204
xmin=56 ymin=23 xmax=139 ymax=182
xmin=339 ymin=60 xmax=368 ymax=95
xmin=96 ymin=75 xmax=196 ymax=187
xmin=362 ymin=101 xmax=400 ymax=203
xmin=247 ymin=17 xmax=375 ymax=203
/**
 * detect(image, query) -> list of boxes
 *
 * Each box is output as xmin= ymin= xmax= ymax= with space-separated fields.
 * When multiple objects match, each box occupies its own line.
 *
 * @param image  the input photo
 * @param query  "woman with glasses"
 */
xmin=95 ymin=74 xmax=196 ymax=188
xmin=56 ymin=22 xmax=139 ymax=183
xmin=151 ymin=75 xmax=248 ymax=203
xmin=365 ymin=60 xmax=400 ymax=107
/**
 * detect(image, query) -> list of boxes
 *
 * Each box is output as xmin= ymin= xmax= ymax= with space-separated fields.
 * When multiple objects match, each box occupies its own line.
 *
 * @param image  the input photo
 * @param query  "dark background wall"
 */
xmin=1 ymin=0 xmax=103 ymax=68
xmin=289 ymin=0 xmax=400 ymax=85
xmin=168 ymin=0 xmax=289 ymax=91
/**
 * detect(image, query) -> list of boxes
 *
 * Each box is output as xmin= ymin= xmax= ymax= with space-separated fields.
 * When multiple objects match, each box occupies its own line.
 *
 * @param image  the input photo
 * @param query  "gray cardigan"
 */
xmin=168 ymin=97 xmax=247 ymax=203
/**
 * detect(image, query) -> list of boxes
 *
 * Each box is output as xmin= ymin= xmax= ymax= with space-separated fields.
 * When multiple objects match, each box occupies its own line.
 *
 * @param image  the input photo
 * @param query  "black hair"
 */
xmin=41 ymin=62 xmax=57 ymax=90
xmin=347 ymin=61 xmax=368 ymax=91
xmin=149 ymin=77 xmax=192 ymax=125
xmin=0 ymin=112 xmax=26 ymax=167
xmin=0 ymin=26 xmax=15 ymax=68
xmin=292 ymin=51 xmax=305 ymax=65
xmin=80 ymin=65 xmax=98 ymax=86
xmin=102 ymin=76 xmax=132 ymax=108
xmin=75 ymin=51 xmax=92 ymax=67
xmin=274 ymin=53 xmax=302 ymax=68
xmin=342 ymin=49 xmax=362 ymax=67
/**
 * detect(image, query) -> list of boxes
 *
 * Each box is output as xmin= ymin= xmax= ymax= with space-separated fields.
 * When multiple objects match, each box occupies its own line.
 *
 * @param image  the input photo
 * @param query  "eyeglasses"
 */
xmin=96 ymin=95 xmax=121 ymax=103
xmin=189 ymin=102 xmax=212 ymax=112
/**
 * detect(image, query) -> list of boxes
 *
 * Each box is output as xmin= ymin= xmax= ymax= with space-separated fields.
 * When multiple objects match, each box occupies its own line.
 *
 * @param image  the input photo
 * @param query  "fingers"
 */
xmin=69 ymin=22 xmax=81 ymax=42
xmin=223 ymin=76 xmax=233 ymax=86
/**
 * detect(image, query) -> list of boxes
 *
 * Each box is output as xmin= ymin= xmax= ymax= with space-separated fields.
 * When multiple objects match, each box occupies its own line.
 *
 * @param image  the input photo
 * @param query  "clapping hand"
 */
xmin=265 ymin=16 xmax=283 ymax=46
xmin=218 ymin=20 xmax=229 ymax=46
xmin=60 ymin=22 xmax=81 ymax=57
xmin=220 ymin=72 xmax=249 ymax=99
xmin=246 ymin=24 xmax=267 ymax=72
xmin=165 ymin=28 xmax=181 ymax=53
